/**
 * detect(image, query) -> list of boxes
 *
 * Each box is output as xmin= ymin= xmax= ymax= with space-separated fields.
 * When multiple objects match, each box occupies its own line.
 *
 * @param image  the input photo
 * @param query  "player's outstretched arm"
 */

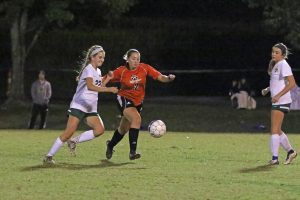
xmin=157 ymin=74 xmax=176 ymax=83
xmin=101 ymin=71 xmax=114 ymax=87
xmin=86 ymin=77 xmax=118 ymax=93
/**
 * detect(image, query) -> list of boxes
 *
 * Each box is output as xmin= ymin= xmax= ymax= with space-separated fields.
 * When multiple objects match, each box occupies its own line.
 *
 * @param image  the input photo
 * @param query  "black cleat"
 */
xmin=106 ymin=140 xmax=114 ymax=159
xmin=129 ymin=152 xmax=141 ymax=160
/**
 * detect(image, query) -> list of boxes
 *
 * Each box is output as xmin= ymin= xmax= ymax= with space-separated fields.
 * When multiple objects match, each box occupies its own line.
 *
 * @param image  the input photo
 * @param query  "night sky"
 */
xmin=0 ymin=1 xmax=298 ymax=97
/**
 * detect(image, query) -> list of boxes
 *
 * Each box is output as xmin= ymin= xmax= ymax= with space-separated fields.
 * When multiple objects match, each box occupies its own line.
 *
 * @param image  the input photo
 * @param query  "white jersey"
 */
xmin=70 ymin=64 xmax=102 ymax=113
xmin=270 ymin=59 xmax=293 ymax=105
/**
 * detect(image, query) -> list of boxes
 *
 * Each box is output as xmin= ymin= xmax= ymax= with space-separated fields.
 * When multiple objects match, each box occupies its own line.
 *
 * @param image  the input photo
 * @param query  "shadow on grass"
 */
xmin=20 ymin=159 xmax=146 ymax=171
xmin=238 ymin=164 xmax=275 ymax=173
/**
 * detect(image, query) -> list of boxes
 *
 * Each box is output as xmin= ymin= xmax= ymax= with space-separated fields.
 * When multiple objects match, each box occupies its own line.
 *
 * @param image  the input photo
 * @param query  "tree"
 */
xmin=0 ymin=0 xmax=136 ymax=104
xmin=243 ymin=0 xmax=300 ymax=49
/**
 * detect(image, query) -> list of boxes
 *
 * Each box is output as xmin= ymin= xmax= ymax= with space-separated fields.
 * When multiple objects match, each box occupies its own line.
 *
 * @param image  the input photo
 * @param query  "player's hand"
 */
xmin=271 ymin=94 xmax=280 ymax=103
xmin=110 ymin=87 xmax=118 ymax=94
xmin=168 ymin=74 xmax=176 ymax=82
xmin=261 ymin=88 xmax=269 ymax=96
xmin=107 ymin=71 xmax=114 ymax=79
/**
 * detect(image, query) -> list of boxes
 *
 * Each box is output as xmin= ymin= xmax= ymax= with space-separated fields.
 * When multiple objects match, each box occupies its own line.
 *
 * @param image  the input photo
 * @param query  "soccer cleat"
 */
xmin=268 ymin=159 xmax=279 ymax=165
xmin=129 ymin=152 xmax=141 ymax=160
xmin=67 ymin=140 xmax=77 ymax=156
xmin=284 ymin=151 xmax=297 ymax=165
xmin=43 ymin=156 xmax=55 ymax=165
xmin=106 ymin=140 xmax=114 ymax=159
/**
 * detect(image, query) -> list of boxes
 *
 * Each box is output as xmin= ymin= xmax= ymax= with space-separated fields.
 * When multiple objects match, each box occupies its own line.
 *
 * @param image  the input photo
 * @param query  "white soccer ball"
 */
xmin=148 ymin=120 xmax=166 ymax=138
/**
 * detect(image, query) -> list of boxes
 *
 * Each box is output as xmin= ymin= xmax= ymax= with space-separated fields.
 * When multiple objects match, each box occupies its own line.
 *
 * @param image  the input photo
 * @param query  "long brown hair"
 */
xmin=123 ymin=49 xmax=140 ymax=69
xmin=268 ymin=59 xmax=276 ymax=75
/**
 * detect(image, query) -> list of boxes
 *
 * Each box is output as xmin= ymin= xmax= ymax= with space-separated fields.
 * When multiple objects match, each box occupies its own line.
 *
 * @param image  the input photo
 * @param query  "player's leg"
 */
xmin=281 ymin=130 xmax=297 ymax=165
xmin=123 ymin=107 xmax=142 ymax=160
xmin=106 ymin=116 xmax=130 ymax=159
xmin=67 ymin=115 xmax=104 ymax=155
xmin=43 ymin=115 xmax=80 ymax=164
xmin=39 ymin=104 xmax=48 ymax=129
xmin=28 ymin=104 xmax=39 ymax=129
xmin=269 ymin=109 xmax=284 ymax=165
xmin=280 ymin=131 xmax=292 ymax=152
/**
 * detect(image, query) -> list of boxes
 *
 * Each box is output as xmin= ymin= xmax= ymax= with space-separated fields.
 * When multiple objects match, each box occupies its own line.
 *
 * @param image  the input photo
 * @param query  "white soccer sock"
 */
xmin=280 ymin=132 xmax=293 ymax=152
xmin=270 ymin=134 xmax=280 ymax=158
xmin=72 ymin=130 xmax=95 ymax=143
xmin=47 ymin=137 xmax=64 ymax=157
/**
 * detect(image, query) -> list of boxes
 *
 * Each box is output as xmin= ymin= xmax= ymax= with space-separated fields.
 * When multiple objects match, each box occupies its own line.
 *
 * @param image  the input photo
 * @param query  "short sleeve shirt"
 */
xmin=270 ymin=59 xmax=293 ymax=105
xmin=70 ymin=64 xmax=102 ymax=112
xmin=111 ymin=63 xmax=161 ymax=106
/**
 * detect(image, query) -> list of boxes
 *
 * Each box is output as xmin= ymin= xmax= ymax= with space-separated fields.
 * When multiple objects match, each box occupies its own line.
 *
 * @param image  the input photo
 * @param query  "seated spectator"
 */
xmin=290 ymin=85 xmax=300 ymax=110
xmin=230 ymin=78 xmax=256 ymax=110
xmin=229 ymin=80 xmax=239 ymax=108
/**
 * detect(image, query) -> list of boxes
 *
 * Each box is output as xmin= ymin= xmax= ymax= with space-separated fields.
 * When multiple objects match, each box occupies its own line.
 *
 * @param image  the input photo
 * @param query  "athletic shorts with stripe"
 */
xmin=271 ymin=103 xmax=291 ymax=114
xmin=116 ymin=95 xmax=143 ymax=115
xmin=68 ymin=108 xmax=99 ymax=121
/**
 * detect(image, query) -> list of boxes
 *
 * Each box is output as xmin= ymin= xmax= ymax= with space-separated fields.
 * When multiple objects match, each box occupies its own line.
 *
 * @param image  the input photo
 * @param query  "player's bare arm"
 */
xmin=157 ymin=74 xmax=176 ymax=83
xmin=101 ymin=71 xmax=114 ymax=87
xmin=86 ymin=77 xmax=118 ymax=93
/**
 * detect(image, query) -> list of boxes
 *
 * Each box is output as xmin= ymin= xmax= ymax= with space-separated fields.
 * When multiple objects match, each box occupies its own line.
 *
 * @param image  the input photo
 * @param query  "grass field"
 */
xmin=1 ymin=130 xmax=300 ymax=200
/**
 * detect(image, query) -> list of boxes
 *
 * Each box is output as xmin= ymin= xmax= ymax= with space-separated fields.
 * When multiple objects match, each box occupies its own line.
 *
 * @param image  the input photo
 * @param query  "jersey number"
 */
xmin=95 ymin=80 xmax=101 ymax=86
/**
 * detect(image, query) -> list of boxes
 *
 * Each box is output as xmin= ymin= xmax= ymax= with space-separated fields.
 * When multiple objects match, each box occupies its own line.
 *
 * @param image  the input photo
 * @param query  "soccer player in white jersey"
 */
xmin=261 ymin=43 xmax=297 ymax=165
xmin=43 ymin=45 xmax=118 ymax=164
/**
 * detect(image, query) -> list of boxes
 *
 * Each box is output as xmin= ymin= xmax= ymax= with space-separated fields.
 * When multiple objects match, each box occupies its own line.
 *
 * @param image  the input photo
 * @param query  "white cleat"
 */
xmin=284 ymin=151 xmax=297 ymax=165
xmin=67 ymin=140 xmax=77 ymax=156
xmin=268 ymin=159 xmax=279 ymax=165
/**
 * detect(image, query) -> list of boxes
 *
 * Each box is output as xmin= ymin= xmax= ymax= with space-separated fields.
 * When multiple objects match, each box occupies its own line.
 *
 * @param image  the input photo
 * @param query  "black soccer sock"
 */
xmin=108 ymin=129 xmax=124 ymax=148
xmin=129 ymin=128 xmax=140 ymax=153
xmin=288 ymin=149 xmax=295 ymax=154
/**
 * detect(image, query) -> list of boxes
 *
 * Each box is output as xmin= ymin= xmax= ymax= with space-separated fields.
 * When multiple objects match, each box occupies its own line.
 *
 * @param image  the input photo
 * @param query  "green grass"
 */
xmin=1 ymin=130 xmax=300 ymax=200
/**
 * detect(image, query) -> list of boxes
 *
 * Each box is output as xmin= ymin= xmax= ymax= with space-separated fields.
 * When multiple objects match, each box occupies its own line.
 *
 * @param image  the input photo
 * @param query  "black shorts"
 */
xmin=271 ymin=103 xmax=291 ymax=114
xmin=116 ymin=95 xmax=143 ymax=115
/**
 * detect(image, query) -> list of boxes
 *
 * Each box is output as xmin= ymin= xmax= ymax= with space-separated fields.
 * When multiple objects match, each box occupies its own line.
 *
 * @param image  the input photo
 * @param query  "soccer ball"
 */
xmin=148 ymin=120 xmax=166 ymax=138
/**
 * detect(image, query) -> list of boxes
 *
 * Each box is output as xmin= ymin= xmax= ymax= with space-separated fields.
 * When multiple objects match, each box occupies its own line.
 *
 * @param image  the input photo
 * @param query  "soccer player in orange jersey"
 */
xmin=105 ymin=49 xmax=175 ymax=160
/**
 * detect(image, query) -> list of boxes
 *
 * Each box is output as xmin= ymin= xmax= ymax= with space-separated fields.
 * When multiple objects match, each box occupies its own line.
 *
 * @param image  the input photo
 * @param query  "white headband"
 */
xmin=123 ymin=49 xmax=139 ymax=61
xmin=91 ymin=47 xmax=103 ymax=56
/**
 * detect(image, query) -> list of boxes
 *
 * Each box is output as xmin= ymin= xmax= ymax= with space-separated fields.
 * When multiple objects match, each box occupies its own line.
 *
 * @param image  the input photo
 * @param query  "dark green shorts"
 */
xmin=271 ymin=103 xmax=291 ymax=114
xmin=68 ymin=108 xmax=99 ymax=121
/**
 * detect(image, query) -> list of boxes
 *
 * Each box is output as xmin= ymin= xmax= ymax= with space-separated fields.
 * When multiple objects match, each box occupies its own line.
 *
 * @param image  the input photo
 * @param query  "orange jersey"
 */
xmin=111 ymin=63 xmax=161 ymax=106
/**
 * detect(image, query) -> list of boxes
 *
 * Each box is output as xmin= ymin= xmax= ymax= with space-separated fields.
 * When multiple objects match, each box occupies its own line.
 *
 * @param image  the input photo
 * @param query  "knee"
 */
xmin=132 ymin=115 xmax=142 ymax=126
xmin=94 ymin=126 xmax=105 ymax=137
xmin=60 ymin=127 xmax=77 ymax=142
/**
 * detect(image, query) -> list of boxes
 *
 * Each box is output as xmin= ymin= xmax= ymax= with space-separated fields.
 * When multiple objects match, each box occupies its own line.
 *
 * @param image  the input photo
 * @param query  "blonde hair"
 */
xmin=77 ymin=45 xmax=104 ymax=79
